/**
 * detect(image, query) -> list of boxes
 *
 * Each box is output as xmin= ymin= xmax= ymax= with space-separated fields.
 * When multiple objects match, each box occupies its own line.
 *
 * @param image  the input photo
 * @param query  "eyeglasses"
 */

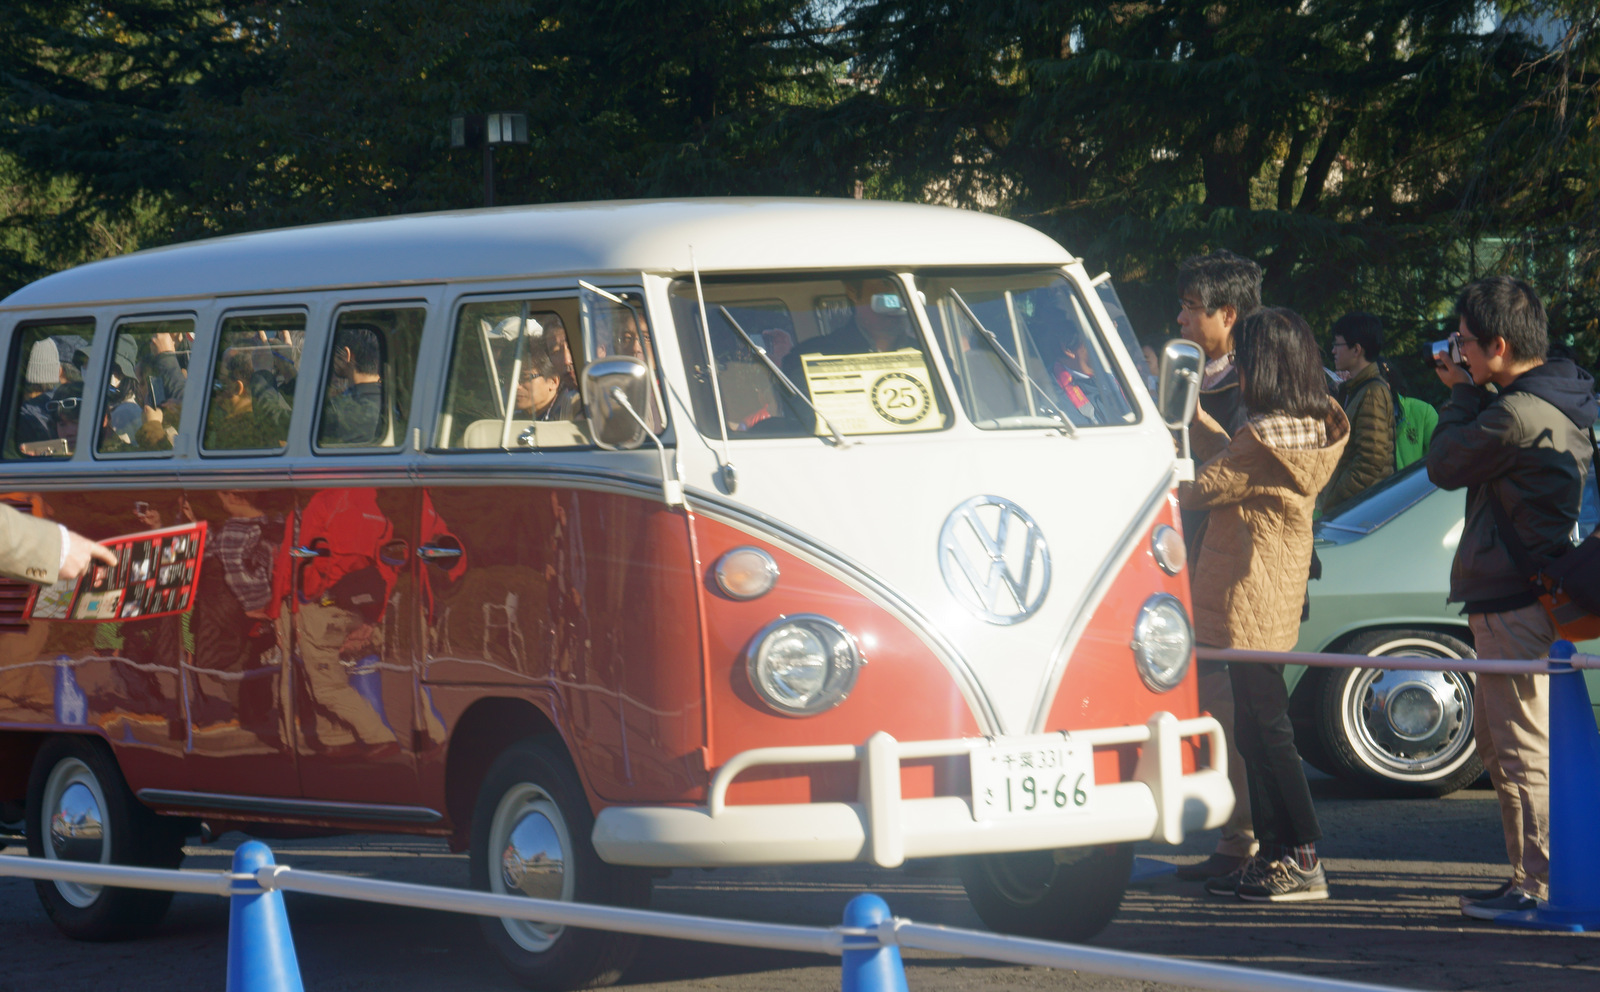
xmin=1452 ymin=330 xmax=1482 ymax=350
xmin=46 ymin=397 xmax=81 ymax=413
xmin=1178 ymin=299 xmax=1208 ymax=313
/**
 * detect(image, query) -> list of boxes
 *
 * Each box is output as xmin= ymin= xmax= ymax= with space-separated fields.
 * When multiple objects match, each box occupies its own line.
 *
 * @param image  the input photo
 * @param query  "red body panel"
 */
xmin=1042 ymin=496 xmax=1202 ymax=780
xmin=0 ymin=482 xmax=1202 ymax=836
xmin=691 ymin=515 xmax=985 ymax=805
xmin=419 ymin=485 xmax=705 ymax=806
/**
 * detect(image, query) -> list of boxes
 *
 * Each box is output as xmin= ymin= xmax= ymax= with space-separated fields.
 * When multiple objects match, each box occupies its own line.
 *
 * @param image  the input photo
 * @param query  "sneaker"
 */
xmin=1236 ymin=857 xmax=1329 ymax=902
xmin=1175 ymin=852 xmax=1249 ymax=882
xmin=1204 ymin=855 xmax=1267 ymax=896
xmin=1461 ymin=888 xmax=1537 ymax=920
xmin=1458 ymin=879 xmax=1515 ymax=910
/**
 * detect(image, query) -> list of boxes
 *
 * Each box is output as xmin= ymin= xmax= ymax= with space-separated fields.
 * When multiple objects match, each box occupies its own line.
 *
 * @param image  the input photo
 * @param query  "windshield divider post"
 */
xmin=1002 ymin=290 xmax=1037 ymax=419
xmin=690 ymin=247 xmax=736 ymax=491
xmin=499 ymin=300 xmax=530 ymax=449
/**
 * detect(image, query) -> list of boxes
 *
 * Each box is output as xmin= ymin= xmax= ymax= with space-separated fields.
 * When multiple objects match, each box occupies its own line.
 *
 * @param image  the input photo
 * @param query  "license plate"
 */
xmin=970 ymin=736 xmax=1094 ymax=821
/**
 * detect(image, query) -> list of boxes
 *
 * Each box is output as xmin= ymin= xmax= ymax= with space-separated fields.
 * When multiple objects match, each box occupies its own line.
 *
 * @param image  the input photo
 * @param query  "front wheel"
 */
xmin=1316 ymin=629 xmax=1484 ymax=797
xmin=469 ymin=736 xmax=649 ymax=990
xmin=25 ymin=736 xmax=186 ymax=940
xmin=960 ymin=844 xmax=1131 ymax=942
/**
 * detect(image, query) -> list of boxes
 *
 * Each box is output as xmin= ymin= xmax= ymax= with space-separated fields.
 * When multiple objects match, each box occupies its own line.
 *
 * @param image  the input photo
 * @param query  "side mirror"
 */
xmin=582 ymin=357 xmax=652 ymax=450
xmin=1157 ymin=339 xmax=1204 ymax=429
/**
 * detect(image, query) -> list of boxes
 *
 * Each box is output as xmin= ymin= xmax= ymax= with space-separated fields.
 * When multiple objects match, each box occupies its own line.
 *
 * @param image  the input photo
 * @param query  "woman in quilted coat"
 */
xmin=1184 ymin=307 xmax=1349 ymax=902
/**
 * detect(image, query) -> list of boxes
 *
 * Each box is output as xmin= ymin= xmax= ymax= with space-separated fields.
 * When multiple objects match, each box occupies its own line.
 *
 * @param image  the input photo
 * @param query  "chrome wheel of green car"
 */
xmin=1314 ymin=629 xmax=1484 ymax=797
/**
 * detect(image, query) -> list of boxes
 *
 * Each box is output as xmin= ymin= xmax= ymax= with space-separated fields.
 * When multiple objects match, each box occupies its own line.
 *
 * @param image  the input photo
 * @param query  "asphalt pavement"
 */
xmin=4 ymin=771 xmax=1598 ymax=992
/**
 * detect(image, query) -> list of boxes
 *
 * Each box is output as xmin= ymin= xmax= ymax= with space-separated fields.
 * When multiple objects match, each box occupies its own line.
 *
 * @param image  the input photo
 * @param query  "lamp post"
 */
xmin=450 ymin=113 xmax=528 ymax=207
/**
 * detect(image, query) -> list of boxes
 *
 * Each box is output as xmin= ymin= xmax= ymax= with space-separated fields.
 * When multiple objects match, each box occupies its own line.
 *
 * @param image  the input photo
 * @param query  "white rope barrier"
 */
xmin=0 ymin=852 xmax=1414 ymax=992
xmin=1197 ymin=646 xmax=1600 ymax=674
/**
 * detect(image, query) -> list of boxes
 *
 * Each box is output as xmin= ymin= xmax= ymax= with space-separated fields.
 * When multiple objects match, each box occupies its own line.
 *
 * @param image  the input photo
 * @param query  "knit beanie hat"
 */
xmin=26 ymin=340 xmax=60 ymax=385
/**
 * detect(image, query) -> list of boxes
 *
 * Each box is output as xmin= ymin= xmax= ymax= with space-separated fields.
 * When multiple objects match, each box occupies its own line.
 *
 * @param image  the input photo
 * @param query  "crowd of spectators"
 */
xmin=1164 ymin=251 xmax=1597 ymax=915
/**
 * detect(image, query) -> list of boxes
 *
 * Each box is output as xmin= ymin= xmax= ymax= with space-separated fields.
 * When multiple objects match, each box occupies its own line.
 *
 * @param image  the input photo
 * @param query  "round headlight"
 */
xmin=745 ymin=614 xmax=861 ymax=716
xmin=1151 ymin=524 xmax=1186 ymax=576
xmin=715 ymin=547 xmax=779 ymax=600
xmin=1131 ymin=593 xmax=1193 ymax=693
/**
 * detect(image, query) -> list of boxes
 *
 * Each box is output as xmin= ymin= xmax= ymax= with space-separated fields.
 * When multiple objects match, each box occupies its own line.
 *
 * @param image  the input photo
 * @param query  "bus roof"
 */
xmin=1 ymin=197 xmax=1076 ymax=310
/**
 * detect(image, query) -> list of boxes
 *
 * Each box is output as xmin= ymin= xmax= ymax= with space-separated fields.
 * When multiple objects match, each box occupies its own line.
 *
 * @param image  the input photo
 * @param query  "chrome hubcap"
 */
xmin=488 ymin=783 xmax=573 ymax=953
xmin=501 ymin=811 xmax=565 ymax=901
xmin=42 ymin=758 xmax=109 ymax=907
xmin=1343 ymin=641 xmax=1475 ymax=780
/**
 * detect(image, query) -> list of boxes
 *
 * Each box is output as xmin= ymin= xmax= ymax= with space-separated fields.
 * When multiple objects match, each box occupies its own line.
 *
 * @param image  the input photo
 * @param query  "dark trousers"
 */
xmin=1227 ymin=660 xmax=1322 ymax=848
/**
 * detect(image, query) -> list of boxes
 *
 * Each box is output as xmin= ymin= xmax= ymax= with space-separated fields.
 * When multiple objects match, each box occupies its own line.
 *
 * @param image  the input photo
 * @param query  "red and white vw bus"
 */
xmin=0 ymin=198 xmax=1226 ymax=987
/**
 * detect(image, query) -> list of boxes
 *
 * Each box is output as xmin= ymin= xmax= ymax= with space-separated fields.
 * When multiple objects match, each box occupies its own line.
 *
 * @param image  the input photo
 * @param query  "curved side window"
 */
xmin=202 ymin=313 xmax=305 ymax=453
xmin=6 ymin=319 xmax=96 ymax=460
xmin=98 ymin=318 xmax=195 ymax=455
xmin=315 ymin=308 xmax=423 ymax=449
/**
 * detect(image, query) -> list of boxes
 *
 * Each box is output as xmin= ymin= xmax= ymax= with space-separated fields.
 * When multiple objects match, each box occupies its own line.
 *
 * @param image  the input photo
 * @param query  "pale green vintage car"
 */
xmin=1289 ymin=463 xmax=1600 ymax=796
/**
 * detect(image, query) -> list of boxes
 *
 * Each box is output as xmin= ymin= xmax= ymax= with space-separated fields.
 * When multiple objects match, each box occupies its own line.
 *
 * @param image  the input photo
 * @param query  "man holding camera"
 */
xmin=1427 ymin=276 xmax=1596 ymax=918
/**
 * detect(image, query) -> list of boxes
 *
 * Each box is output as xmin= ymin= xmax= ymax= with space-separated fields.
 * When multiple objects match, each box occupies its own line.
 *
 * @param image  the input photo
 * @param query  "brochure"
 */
xmin=27 ymin=521 xmax=208 ymax=622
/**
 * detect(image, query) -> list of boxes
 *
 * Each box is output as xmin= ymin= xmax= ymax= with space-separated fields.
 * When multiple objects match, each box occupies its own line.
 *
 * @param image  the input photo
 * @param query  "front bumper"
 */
xmin=592 ymin=712 xmax=1232 ymax=869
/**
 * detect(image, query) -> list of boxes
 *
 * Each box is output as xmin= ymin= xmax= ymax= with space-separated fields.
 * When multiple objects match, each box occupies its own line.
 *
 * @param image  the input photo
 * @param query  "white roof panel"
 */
xmin=1 ymin=197 xmax=1075 ymax=310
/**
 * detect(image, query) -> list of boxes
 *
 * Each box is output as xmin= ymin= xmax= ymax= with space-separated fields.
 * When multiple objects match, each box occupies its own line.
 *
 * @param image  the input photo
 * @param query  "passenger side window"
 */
xmin=202 ymin=313 xmax=306 ymax=453
xmin=6 ymin=319 xmax=96 ymax=459
xmin=315 ymin=308 xmax=423 ymax=449
xmin=437 ymin=298 xmax=586 ymax=450
xmin=97 ymin=317 xmax=195 ymax=455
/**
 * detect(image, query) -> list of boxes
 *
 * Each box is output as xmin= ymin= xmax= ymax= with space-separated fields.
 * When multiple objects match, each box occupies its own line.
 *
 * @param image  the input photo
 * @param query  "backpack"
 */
xmin=1392 ymin=394 xmax=1437 ymax=471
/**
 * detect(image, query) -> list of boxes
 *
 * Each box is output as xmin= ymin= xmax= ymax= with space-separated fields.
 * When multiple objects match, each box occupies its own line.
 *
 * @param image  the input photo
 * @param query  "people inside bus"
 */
xmin=514 ymin=346 xmax=580 ymax=423
xmin=16 ymin=339 xmax=65 ymax=446
xmin=206 ymin=348 xmax=291 ymax=450
xmin=785 ymin=277 xmax=918 ymax=378
xmin=1035 ymin=307 xmax=1126 ymax=426
xmin=319 ymin=323 xmax=385 ymax=445
xmin=46 ymin=381 xmax=85 ymax=451
xmin=540 ymin=313 xmax=579 ymax=395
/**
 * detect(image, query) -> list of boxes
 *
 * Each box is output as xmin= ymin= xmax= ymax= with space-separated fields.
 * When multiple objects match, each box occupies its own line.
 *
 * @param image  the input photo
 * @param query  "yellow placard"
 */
xmin=799 ymin=348 xmax=944 ymax=435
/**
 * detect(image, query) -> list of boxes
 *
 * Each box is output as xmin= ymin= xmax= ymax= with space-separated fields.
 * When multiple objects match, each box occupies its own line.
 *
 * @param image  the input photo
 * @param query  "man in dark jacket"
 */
xmin=1427 ymin=276 xmax=1597 ymax=919
xmin=1322 ymin=313 xmax=1396 ymax=510
xmin=1171 ymin=249 xmax=1262 ymax=883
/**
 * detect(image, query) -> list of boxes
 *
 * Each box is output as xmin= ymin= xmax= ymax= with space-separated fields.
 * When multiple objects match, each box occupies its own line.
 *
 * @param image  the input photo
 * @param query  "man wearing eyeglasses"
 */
xmin=1428 ymin=276 xmax=1597 ymax=920
xmin=1170 ymin=249 xmax=1264 ymax=886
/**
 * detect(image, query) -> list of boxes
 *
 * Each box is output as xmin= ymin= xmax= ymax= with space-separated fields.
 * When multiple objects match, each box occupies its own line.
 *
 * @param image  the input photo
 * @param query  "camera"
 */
xmin=1431 ymin=337 xmax=1462 ymax=366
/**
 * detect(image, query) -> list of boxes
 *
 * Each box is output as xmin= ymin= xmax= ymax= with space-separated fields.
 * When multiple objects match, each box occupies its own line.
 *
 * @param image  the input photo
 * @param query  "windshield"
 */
xmin=918 ymin=270 xmax=1137 ymax=429
xmin=670 ymin=272 xmax=949 ymax=439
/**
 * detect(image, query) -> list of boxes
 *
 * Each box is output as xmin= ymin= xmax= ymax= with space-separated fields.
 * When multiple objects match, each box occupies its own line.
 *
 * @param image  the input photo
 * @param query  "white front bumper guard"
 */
xmin=592 ymin=712 xmax=1234 ymax=869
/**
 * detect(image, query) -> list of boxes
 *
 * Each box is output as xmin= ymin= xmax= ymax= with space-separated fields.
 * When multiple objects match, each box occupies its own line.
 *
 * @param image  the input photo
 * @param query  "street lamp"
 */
xmin=450 ymin=113 xmax=529 ymax=207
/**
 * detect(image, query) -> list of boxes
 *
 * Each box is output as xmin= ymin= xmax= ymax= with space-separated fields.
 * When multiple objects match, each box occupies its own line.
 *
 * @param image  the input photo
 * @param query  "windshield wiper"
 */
xmin=947 ymin=289 xmax=1076 ymax=437
xmin=716 ymin=305 xmax=851 ymax=447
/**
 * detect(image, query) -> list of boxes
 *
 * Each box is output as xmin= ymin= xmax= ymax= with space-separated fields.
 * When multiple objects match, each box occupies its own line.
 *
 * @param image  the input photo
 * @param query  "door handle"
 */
xmin=417 ymin=545 xmax=463 ymax=562
xmin=290 ymin=546 xmax=329 ymax=559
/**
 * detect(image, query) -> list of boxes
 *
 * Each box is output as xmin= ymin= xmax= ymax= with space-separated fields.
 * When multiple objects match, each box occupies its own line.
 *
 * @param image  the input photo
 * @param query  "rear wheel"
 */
xmin=960 ymin=844 xmax=1131 ymax=942
xmin=24 ymin=736 xmax=185 ymax=940
xmin=469 ymin=736 xmax=648 ymax=990
xmin=1315 ymin=629 xmax=1483 ymax=797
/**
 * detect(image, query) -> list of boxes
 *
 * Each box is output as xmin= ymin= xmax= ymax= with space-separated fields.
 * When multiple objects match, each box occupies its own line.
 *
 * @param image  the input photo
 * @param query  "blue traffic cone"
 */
xmin=1497 ymin=640 xmax=1600 ymax=932
xmin=226 ymin=841 xmax=305 ymax=992
xmin=839 ymin=894 xmax=909 ymax=992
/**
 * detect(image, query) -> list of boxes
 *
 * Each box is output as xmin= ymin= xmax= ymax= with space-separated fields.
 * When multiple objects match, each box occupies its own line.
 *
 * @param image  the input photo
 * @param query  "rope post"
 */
xmin=1496 ymin=640 xmax=1600 ymax=932
xmin=840 ymin=894 xmax=908 ymax=992
xmin=226 ymin=841 xmax=305 ymax=992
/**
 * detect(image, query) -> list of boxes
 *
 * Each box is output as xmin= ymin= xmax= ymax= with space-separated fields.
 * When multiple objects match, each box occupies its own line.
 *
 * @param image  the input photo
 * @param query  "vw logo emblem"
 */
xmin=938 ymin=495 xmax=1051 ymax=625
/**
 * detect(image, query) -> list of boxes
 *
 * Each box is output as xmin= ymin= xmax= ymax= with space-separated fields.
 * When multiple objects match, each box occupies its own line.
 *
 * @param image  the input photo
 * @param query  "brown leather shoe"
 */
xmin=1174 ymin=852 xmax=1248 ymax=881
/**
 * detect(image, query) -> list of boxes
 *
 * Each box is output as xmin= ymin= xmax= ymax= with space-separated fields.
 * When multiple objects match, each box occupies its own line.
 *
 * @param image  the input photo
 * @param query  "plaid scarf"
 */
xmin=1250 ymin=412 xmax=1327 ymax=451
